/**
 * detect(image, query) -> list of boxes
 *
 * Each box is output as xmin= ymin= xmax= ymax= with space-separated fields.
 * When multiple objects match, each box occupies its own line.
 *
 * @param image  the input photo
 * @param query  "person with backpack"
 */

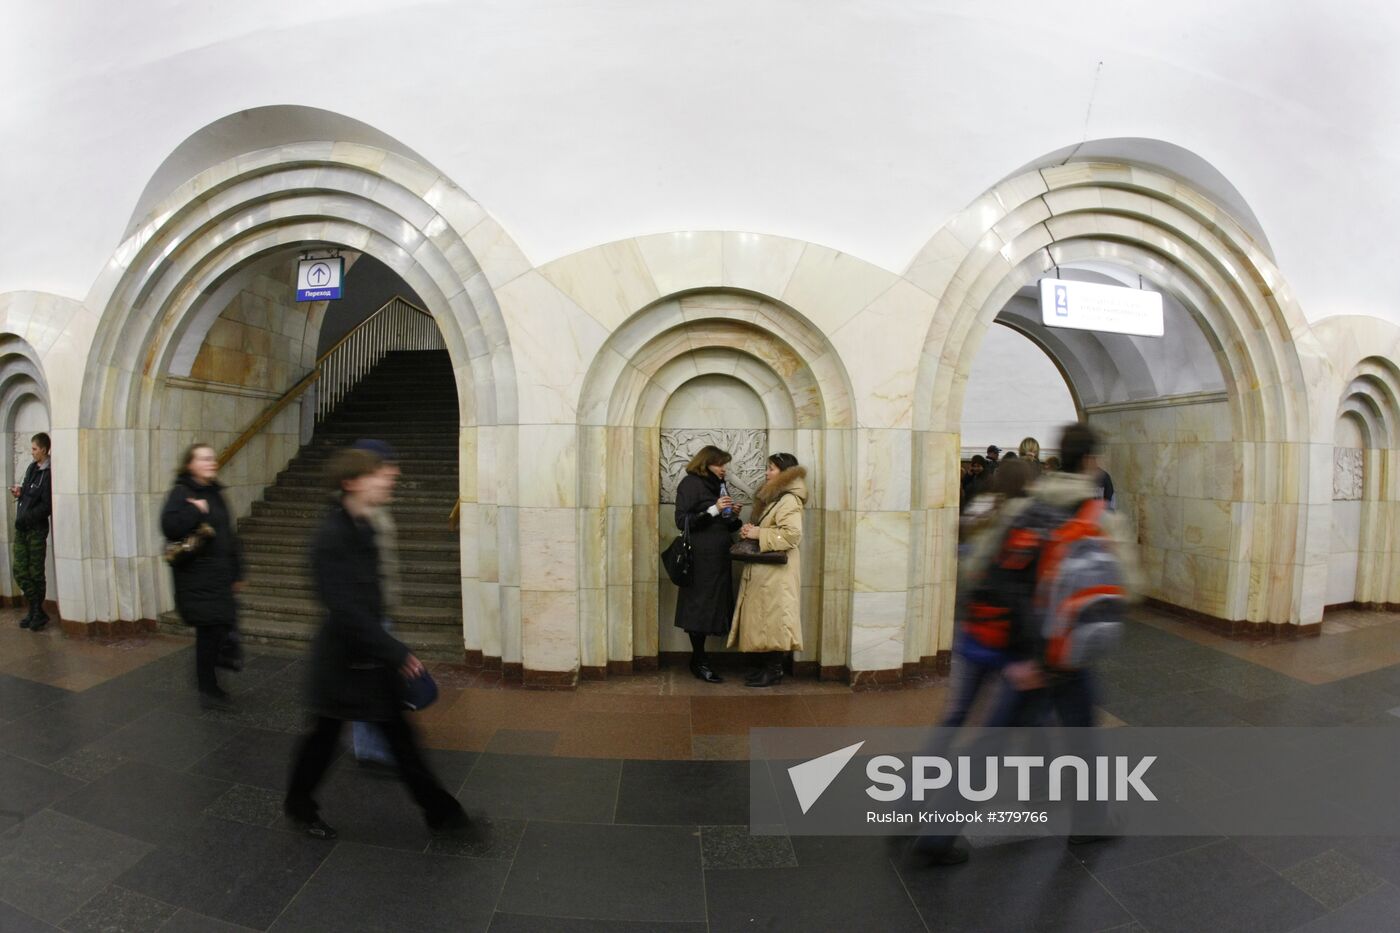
xmin=942 ymin=458 xmax=1036 ymax=727
xmin=910 ymin=423 xmax=1139 ymax=864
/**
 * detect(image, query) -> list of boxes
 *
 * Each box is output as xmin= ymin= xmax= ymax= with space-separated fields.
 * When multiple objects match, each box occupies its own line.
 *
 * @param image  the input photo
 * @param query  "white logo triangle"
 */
xmin=787 ymin=741 xmax=865 ymax=815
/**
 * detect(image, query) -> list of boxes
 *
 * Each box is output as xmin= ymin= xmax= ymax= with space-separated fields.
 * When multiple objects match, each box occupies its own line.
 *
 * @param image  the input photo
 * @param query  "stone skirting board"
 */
xmin=1143 ymin=598 xmax=1323 ymax=640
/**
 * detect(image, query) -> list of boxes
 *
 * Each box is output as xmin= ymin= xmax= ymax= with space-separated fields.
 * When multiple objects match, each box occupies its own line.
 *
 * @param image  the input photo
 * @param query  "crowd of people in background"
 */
xmin=959 ymin=435 xmax=1115 ymax=516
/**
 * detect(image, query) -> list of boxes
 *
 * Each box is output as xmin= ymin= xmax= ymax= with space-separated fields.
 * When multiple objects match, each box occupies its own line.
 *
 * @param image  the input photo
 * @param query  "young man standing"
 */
xmin=11 ymin=432 xmax=52 ymax=631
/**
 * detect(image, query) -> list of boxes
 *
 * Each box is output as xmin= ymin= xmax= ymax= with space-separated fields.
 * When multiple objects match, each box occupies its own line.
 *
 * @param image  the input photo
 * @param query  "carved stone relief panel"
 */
xmin=659 ymin=429 xmax=769 ymax=505
xmin=1333 ymin=448 xmax=1363 ymax=501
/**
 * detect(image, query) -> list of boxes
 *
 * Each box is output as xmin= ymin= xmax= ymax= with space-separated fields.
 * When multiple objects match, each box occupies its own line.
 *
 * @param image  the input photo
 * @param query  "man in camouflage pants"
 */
xmin=11 ymin=432 xmax=53 ymax=631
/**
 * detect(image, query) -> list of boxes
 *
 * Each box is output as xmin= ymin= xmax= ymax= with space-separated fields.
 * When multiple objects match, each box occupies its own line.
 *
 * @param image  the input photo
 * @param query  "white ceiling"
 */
xmin=3 ymin=0 xmax=1398 ymax=325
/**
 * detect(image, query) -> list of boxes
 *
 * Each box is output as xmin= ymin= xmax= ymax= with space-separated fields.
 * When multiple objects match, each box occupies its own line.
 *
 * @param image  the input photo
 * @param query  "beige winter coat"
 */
xmin=728 ymin=466 xmax=807 ymax=653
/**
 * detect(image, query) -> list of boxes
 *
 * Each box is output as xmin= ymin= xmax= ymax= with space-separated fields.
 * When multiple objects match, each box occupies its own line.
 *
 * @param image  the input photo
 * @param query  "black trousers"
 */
xmin=286 ymin=713 xmax=463 ymax=825
xmin=194 ymin=623 xmax=231 ymax=695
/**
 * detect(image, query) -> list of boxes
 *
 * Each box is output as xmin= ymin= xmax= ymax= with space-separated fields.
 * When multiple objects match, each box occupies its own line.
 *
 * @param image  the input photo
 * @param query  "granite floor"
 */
xmin=1 ymin=605 xmax=1399 ymax=931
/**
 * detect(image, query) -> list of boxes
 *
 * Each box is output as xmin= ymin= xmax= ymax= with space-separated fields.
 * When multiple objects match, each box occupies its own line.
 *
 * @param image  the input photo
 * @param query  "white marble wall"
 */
xmin=960 ymin=324 xmax=1078 ymax=456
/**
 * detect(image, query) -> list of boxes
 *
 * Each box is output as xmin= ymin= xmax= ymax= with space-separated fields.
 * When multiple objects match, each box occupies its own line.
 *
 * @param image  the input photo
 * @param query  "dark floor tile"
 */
xmin=1333 ymin=835 xmax=1400 ymax=887
xmin=0 ymin=810 xmax=152 ymax=924
xmin=1231 ymin=694 xmax=1351 ymax=727
xmin=485 ymin=729 xmax=559 ymax=756
xmin=118 ymin=817 xmax=331 ymax=930
xmin=1097 ymin=839 xmax=1326 ymax=933
xmin=498 ymin=821 xmax=705 ymax=923
xmin=1072 ymin=835 xmax=1225 ymax=873
xmin=1281 ymin=848 xmax=1384 ymax=910
xmin=270 ymin=841 xmax=509 ymax=933
xmin=701 ymin=825 xmax=797 ymax=869
xmin=1292 ymin=881 xmax=1400 ymax=932
xmin=789 ymin=833 xmax=896 ymax=867
xmin=1236 ymin=835 xmax=1347 ymax=871
xmin=1187 ymin=664 xmax=1309 ymax=701
xmin=459 ymin=754 xmax=621 ymax=823
xmin=53 ymin=761 xmax=231 ymax=845
xmin=155 ymin=908 xmax=259 ymax=932
xmin=41 ymin=683 xmax=165 ymax=729
xmin=489 ymin=915 xmax=706 ymax=932
xmin=59 ymin=884 xmax=175 ymax=933
xmin=709 ymin=860 xmax=925 ymax=932
xmin=427 ymin=815 xmax=526 ymax=860
xmin=1097 ymin=665 xmax=1214 ymax=700
xmin=309 ymin=767 xmax=444 ymax=851
xmin=615 ymin=759 xmax=749 ymax=825
xmin=1100 ymin=688 xmax=1251 ymax=727
xmin=0 ymin=751 xmax=84 ymax=823
xmin=0 ymin=899 xmax=59 ymax=931
xmin=49 ymin=747 xmax=130 ymax=783
xmin=897 ymin=836 xmax=1131 ymax=932
xmin=191 ymin=727 xmax=319 ymax=790
xmin=205 ymin=784 xmax=284 ymax=828
xmin=0 ymin=705 xmax=117 ymax=765
xmin=0 ymin=673 xmax=69 ymax=724
xmin=88 ymin=709 xmax=237 ymax=771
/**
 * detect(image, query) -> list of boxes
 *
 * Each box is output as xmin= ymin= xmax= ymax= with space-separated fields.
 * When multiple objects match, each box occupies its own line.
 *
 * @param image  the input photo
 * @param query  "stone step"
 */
xmin=250 ymin=501 xmax=452 ymax=521
xmin=286 ymin=456 xmax=458 ymax=473
xmin=239 ymin=517 xmax=457 ymax=539
xmin=244 ymin=567 xmax=462 ymax=590
xmin=241 ymin=580 xmax=464 ymax=610
xmin=238 ymin=535 xmax=460 ymax=557
xmin=241 ymin=549 xmax=459 ymax=571
xmin=156 ymin=613 xmax=464 ymax=661
xmin=237 ymin=592 xmax=461 ymax=625
xmin=262 ymin=486 xmax=456 ymax=504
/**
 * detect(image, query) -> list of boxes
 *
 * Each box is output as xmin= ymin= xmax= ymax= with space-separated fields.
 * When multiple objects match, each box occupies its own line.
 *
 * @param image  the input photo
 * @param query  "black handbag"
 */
xmin=661 ymin=514 xmax=694 ymax=586
xmin=729 ymin=493 xmax=793 ymax=564
xmin=402 ymin=669 xmax=439 ymax=711
xmin=729 ymin=537 xmax=788 ymax=564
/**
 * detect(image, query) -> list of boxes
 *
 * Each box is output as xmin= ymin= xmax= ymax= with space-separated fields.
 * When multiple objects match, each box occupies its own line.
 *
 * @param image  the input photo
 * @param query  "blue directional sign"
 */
xmin=296 ymin=257 xmax=344 ymax=301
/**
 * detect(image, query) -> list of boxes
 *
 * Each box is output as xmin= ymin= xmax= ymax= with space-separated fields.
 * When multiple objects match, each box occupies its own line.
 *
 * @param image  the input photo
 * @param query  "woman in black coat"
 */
xmin=160 ymin=443 xmax=243 ymax=707
xmin=673 ymin=445 xmax=741 ymax=683
xmin=284 ymin=446 xmax=467 ymax=840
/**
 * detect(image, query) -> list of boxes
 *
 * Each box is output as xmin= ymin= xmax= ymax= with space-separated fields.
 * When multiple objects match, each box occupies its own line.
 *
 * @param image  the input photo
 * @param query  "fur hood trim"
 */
xmin=753 ymin=465 xmax=808 ymax=515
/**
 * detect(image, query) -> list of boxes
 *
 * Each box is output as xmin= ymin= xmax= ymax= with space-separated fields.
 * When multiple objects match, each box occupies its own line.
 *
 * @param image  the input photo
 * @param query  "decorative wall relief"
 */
xmin=659 ymin=429 xmax=769 ymax=506
xmin=1333 ymin=447 xmax=1364 ymax=501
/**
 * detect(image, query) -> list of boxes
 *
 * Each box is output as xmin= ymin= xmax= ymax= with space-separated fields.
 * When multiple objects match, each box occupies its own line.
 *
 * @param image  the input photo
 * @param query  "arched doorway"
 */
xmin=67 ymin=109 xmax=522 ymax=659
xmin=0 ymin=335 xmax=51 ymax=611
xmin=905 ymin=149 xmax=1331 ymax=663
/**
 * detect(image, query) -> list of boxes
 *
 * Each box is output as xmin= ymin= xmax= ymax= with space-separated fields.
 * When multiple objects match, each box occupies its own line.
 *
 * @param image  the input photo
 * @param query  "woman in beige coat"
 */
xmin=728 ymin=453 xmax=806 ymax=687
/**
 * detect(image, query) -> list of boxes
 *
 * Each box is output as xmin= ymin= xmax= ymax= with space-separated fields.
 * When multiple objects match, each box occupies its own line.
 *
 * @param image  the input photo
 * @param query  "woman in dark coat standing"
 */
xmin=673 ymin=445 xmax=741 ymax=683
xmin=284 ymin=447 xmax=467 ymax=840
xmin=160 ymin=443 xmax=243 ymax=708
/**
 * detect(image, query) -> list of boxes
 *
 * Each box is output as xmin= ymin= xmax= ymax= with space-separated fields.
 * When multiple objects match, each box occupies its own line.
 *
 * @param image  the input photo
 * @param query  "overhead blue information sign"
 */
xmin=296 ymin=257 xmax=343 ymax=302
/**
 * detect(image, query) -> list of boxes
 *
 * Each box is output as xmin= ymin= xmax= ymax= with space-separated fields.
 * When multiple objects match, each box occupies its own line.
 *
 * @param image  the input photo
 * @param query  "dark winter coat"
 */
xmin=14 ymin=460 xmax=52 ymax=532
xmin=160 ymin=474 xmax=243 ymax=627
xmin=672 ymin=471 xmax=741 ymax=635
xmin=307 ymin=500 xmax=411 ymax=722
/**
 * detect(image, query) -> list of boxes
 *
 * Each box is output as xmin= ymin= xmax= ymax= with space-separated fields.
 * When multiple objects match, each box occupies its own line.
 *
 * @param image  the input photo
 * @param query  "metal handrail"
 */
xmin=218 ymin=295 xmax=441 ymax=466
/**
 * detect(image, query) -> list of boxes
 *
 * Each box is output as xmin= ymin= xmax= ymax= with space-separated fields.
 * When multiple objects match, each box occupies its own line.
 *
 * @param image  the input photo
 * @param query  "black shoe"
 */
xmin=746 ymin=666 xmax=784 ymax=688
xmin=199 ymin=690 xmax=235 ymax=712
xmin=215 ymin=657 xmax=243 ymax=672
xmin=691 ymin=664 xmax=724 ymax=684
xmin=28 ymin=612 xmax=47 ymax=632
xmin=428 ymin=807 xmax=472 ymax=834
xmin=295 ymin=817 xmax=338 ymax=839
xmin=921 ymin=844 xmax=971 ymax=866
xmin=17 ymin=615 xmax=29 ymax=629
xmin=1068 ymin=833 xmax=1115 ymax=846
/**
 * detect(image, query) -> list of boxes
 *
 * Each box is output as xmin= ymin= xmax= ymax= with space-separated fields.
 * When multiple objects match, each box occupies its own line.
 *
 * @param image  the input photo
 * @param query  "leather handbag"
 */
xmin=402 ymin=668 xmax=439 ymax=711
xmin=729 ymin=536 xmax=788 ymax=564
xmin=661 ymin=514 xmax=694 ymax=586
xmin=729 ymin=493 xmax=793 ymax=564
xmin=164 ymin=522 xmax=215 ymax=566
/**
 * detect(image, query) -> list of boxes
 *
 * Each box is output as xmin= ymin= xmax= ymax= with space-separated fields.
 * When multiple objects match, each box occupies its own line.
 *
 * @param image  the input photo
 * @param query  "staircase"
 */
xmin=161 ymin=350 xmax=465 ymax=659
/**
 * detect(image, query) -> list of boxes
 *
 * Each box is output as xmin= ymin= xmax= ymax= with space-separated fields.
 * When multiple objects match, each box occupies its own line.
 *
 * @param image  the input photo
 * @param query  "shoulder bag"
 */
xmin=730 ymin=494 xmax=792 ymax=564
xmin=661 ymin=514 xmax=694 ymax=585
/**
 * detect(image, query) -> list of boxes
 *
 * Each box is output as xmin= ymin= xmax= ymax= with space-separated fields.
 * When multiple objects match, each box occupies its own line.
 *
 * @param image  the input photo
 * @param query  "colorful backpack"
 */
xmin=963 ymin=497 xmax=1125 ymax=669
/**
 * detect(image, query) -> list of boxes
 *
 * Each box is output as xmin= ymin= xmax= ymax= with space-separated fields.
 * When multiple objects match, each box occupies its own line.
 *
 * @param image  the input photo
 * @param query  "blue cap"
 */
xmin=351 ymin=438 xmax=399 ymax=462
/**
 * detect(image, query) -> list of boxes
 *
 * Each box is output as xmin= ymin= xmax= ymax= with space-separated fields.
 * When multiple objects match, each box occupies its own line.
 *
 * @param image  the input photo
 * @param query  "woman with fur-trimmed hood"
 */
xmin=729 ymin=453 xmax=806 ymax=687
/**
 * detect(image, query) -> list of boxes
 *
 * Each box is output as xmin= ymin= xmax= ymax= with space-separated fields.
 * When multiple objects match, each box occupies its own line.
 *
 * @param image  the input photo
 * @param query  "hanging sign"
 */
xmin=296 ymin=257 xmax=343 ymax=302
xmin=1040 ymin=278 xmax=1163 ymax=337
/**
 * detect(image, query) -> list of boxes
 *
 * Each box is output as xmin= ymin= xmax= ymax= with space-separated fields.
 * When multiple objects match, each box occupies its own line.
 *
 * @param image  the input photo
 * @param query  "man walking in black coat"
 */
xmin=12 ymin=432 xmax=53 ymax=630
xmin=284 ymin=446 xmax=468 ymax=840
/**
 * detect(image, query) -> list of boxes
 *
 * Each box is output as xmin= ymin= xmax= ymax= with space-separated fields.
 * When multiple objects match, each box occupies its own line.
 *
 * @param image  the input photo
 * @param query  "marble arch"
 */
xmin=906 ymin=158 xmax=1335 ymax=662
xmin=0 ymin=333 xmax=51 ymax=601
xmin=1313 ymin=317 xmax=1400 ymax=609
xmin=70 ymin=120 xmax=525 ymax=646
xmin=576 ymin=290 xmax=857 ymax=677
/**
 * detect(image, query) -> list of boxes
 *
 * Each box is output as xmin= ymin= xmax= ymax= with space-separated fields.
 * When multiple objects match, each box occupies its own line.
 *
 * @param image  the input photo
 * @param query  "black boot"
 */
xmin=746 ymin=652 xmax=784 ymax=688
xmin=18 ymin=594 xmax=33 ymax=629
xmin=688 ymin=633 xmax=723 ymax=683
xmin=28 ymin=599 xmax=48 ymax=632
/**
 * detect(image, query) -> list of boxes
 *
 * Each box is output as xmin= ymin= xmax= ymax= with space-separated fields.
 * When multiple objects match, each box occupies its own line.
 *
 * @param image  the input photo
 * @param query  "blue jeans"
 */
xmin=940 ymin=653 xmax=1004 ymax=727
xmin=352 ymin=617 xmax=398 ymax=766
